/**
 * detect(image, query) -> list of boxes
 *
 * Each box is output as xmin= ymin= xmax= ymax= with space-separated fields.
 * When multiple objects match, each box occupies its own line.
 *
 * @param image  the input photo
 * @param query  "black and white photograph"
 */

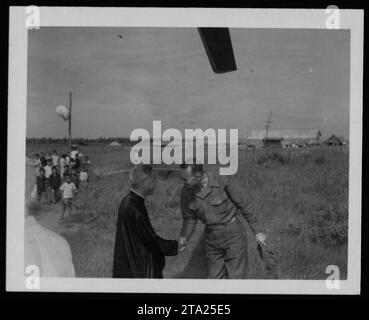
xmin=7 ymin=7 xmax=363 ymax=294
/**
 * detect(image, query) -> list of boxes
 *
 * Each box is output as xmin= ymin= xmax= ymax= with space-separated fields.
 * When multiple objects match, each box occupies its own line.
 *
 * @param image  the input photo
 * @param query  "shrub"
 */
xmin=257 ymin=152 xmax=286 ymax=166
xmin=303 ymin=205 xmax=348 ymax=247
xmin=314 ymin=156 xmax=326 ymax=165
xmin=285 ymin=201 xmax=348 ymax=247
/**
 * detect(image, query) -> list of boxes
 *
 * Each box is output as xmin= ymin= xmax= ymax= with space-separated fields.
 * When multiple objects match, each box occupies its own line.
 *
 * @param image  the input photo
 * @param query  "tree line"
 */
xmin=26 ymin=137 xmax=135 ymax=145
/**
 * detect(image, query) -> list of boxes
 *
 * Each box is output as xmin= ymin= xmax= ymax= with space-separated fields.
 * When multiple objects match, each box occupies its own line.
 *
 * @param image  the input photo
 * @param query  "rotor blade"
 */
xmin=198 ymin=28 xmax=237 ymax=74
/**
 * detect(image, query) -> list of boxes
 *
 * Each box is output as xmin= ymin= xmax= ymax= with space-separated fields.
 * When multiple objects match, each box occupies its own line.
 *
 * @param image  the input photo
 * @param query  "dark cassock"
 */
xmin=113 ymin=191 xmax=178 ymax=278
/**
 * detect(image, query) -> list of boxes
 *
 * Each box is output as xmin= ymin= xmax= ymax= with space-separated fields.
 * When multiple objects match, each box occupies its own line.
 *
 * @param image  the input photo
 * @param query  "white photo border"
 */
xmin=7 ymin=6 xmax=363 ymax=294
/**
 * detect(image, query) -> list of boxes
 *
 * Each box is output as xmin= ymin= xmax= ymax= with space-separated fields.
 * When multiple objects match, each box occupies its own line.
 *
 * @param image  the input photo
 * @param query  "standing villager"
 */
xmin=59 ymin=174 xmax=77 ymax=219
xmin=179 ymin=162 xmax=267 ymax=279
xmin=49 ymin=166 xmax=62 ymax=203
xmin=70 ymin=159 xmax=77 ymax=171
xmin=63 ymin=165 xmax=70 ymax=179
xmin=83 ymin=155 xmax=91 ymax=171
xmin=79 ymin=166 xmax=88 ymax=187
xmin=51 ymin=150 xmax=59 ymax=167
xmin=113 ymin=164 xmax=178 ymax=278
xmin=31 ymin=153 xmax=41 ymax=176
xmin=36 ymin=167 xmax=47 ymax=203
xmin=26 ymin=154 xmax=42 ymax=199
xmin=75 ymin=155 xmax=80 ymax=170
xmin=65 ymin=154 xmax=70 ymax=167
xmin=44 ymin=159 xmax=53 ymax=204
xmin=44 ymin=159 xmax=53 ymax=178
xmin=46 ymin=152 xmax=52 ymax=163
xmin=59 ymin=154 xmax=66 ymax=177
xmin=39 ymin=152 xmax=47 ymax=168
xmin=70 ymin=168 xmax=80 ymax=190
xmin=70 ymin=145 xmax=79 ymax=161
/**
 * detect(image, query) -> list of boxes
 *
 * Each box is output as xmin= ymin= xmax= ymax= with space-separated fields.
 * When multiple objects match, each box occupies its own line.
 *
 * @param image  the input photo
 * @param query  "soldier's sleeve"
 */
xmin=179 ymin=188 xmax=198 ymax=241
xmin=224 ymin=178 xmax=262 ymax=235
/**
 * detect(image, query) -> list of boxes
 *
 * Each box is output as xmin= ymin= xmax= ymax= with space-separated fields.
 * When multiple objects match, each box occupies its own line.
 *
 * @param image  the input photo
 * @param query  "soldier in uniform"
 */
xmin=179 ymin=162 xmax=267 ymax=279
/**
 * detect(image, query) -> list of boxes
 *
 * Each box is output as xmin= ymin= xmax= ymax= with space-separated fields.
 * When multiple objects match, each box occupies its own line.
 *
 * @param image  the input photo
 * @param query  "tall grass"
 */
xmin=26 ymin=144 xmax=348 ymax=279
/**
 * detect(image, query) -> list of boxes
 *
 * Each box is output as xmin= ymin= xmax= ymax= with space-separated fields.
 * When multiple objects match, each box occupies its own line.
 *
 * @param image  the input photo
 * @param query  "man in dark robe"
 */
xmin=113 ymin=164 xmax=178 ymax=278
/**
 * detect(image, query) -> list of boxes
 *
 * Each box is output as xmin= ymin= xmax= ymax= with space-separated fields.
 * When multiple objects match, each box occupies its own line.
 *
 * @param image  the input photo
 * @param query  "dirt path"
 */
xmin=36 ymin=200 xmax=96 ymax=235
xmin=36 ymin=202 xmax=63 ymax=231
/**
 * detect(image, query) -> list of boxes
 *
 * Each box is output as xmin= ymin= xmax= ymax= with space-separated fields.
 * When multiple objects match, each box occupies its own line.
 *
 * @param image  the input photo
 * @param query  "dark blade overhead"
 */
xmin=198 ymin=28 xmax=237 ymax=74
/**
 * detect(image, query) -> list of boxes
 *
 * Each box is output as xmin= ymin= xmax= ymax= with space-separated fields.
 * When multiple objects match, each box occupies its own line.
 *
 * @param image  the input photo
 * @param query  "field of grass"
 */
xmin=25 ymin=143 xmax=348 ymax=279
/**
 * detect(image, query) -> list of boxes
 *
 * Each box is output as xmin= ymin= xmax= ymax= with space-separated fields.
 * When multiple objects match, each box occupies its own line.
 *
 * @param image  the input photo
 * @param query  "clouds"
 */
xmin=27 ymin=27 xmax=350 ymax=139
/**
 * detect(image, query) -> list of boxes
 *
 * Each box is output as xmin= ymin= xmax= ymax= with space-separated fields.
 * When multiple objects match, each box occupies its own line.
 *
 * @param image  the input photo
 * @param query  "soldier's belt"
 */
xmin=206 ymin=216 xmax=236 ymax=231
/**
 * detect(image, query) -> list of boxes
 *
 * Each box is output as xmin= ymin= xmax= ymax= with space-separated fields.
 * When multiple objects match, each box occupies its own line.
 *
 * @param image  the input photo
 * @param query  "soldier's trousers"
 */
xmin=205 ymin=217 xmax=248 ymax=279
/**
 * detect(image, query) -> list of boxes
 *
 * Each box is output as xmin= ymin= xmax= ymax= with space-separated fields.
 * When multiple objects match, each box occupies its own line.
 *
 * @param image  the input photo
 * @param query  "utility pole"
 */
xmin=264 ymin=110 xmax=272 ymax=139
xmin=68 ymin=91 xmax=72 ymax=151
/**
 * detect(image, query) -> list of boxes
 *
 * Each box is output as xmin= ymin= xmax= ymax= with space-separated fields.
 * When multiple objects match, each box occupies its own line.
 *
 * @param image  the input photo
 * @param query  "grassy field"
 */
xmin=25 ymin=143 xmax=348 ymax=279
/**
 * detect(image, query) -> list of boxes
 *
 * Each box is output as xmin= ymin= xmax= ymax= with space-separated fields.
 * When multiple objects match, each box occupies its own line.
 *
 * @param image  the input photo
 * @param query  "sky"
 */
xmin=27 ymin=27 xmax=350 ymax=139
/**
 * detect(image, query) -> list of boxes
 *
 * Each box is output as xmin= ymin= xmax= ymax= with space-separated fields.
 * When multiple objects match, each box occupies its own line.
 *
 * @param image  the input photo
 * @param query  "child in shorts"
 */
xmin=59 ymin=174 xmax=77 ymax=220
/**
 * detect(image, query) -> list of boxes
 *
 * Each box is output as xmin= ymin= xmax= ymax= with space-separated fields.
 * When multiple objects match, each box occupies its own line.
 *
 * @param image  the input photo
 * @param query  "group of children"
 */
xmin=32 ymin=146 xmax=91 ymax=219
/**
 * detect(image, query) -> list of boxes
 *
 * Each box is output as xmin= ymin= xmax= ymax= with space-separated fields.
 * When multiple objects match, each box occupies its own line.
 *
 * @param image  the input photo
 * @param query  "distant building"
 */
xmin=109 ymin=141 xmax=122 ymax=148
xmin=248 ymin=129 xmax=322 ymax=146
xmin=262 ymin=137 xmax=283 ymax=148
xmin=323 ymin=135 xmax=345 ymax=146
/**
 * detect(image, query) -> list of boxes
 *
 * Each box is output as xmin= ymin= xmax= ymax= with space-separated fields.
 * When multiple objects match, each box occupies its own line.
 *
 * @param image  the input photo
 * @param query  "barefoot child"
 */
xmin=59 ymin=174 xmax=77 ymax=220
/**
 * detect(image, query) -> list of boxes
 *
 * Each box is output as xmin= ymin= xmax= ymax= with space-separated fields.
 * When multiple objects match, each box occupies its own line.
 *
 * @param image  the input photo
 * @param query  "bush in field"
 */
xmin=314 ymin=156 xmax=326 ymax=165
xmin=285 ymin=194 xmax=348 ymax=247
xmin=303 ymin=204 xmax=348 ymax=247
xmin=257 ymin=151 xmax=286 ymax=166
